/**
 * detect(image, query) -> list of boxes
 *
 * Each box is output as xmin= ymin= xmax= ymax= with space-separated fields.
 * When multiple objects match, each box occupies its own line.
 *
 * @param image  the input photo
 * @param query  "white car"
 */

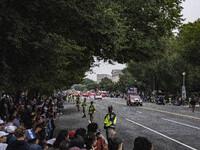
xmin=95 ymin=94 xmax=102 ymax=100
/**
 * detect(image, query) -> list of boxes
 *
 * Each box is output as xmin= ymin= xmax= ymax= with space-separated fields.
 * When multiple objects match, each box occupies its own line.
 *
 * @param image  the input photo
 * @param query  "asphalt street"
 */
xmin=55 ymin=97 xmax=200 ymax=150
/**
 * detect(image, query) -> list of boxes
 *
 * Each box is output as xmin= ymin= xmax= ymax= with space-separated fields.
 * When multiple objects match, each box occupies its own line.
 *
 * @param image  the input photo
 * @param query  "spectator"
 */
xmin=28 ymin=134 xmax=43 ymax=150
xmin=59 ymin=140 xmax=70 ymax=150
xmin=53 ymin=130 xmax=69 ymax=149
xmin=108 ymin=137 xmax=123 ymax=150
xmin=35 ymin=116 xmax=46 ymax=146
xmin=69 ymin=131 xmax=76 ymax=140
xmin=0 ymin=120 xmax=5 ymax=131
xmin=85 ymin=132 xmax=97 ymax=150
xmin=4 ymin=116 xmax=16 ymax=129
xmin=87 ymin=123 xmax=107 ymax=150
xmin=4 ymin=125 xmax=17 ymax=145
xmin=48 ymin=114 xmax=55 ymax=139
xmin=96 ymin=131 xmax=108 ymax=150
xmin=87 ymin=123 xmax=98 ymax=135
xmin=6 ymin=126 xmax=31 ymax=150
xmin=69 ymin=135 xmax=85 ymax=149
xmin=133 ymin=137 xmax=153 ymax=150
xmin=9 ymin=108 xmax=20 ymax=127
xmin=30 ymin=113 xmax=37 ymax=129
xmin=74 ymin=128 xmax=86 ymax=143
xmin=0 ymin=98 xmax=8 ymax=121
xmin=0 ymin=131 xmax=8 ymax=150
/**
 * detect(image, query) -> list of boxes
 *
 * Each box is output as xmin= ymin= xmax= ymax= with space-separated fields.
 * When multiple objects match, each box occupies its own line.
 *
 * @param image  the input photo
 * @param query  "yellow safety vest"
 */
xmin=89 ymin=104 xmax=95 ymax=114
xmin=82 ymin=101 xmax=87 ymax=107
xmin=104 ymin=112 xmax=117 ymax=129
xmin=77 ymin=100 xmax=81 ymax=105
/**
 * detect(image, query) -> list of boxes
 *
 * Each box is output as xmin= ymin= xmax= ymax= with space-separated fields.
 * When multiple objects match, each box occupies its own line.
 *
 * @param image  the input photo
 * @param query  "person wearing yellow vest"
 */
xmin=76 ymin=97 xmax=81 ymax=111
xmin=189 ymin=97 xmax=192 ymax=103
xmin=89 ymin=101 xmax=95 ymax=123
xmin=104 ymin=105 xmax=117 ymax=140
xmin=169 ymin=97 xmax=172 ymax=104
xmin=82 ymin=98 xmax=87 ymax=118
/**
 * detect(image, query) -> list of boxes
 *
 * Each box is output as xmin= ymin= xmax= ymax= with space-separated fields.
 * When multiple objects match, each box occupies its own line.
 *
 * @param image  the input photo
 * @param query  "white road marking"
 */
xmin=88 ymin=120 xmax=91 ymax=123
xmin=162 ymin=118 xmax=200 ymax=130
xmin=125 ymin=118 xmax=197 ymax=150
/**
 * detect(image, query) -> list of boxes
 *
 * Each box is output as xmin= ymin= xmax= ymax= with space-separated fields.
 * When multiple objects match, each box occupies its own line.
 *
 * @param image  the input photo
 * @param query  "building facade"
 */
xmin=111 ymin=69 xmax=123 ymax=82
xmin=97 ymin=69 xmax=123 ymax=83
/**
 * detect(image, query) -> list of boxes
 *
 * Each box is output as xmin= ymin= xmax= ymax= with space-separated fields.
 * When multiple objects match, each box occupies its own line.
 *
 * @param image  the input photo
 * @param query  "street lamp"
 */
xmin=182 ymin=72 xmax=186 ymax=103
xmin=182 ymin=72 xmax=186 ymax=86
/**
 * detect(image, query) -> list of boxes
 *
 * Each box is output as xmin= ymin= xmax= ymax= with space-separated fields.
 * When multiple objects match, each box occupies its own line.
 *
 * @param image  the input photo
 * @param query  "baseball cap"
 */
xmin=69 ymin=130 xmax=76 ymax=139
xmin=0 ymin=120 xmax=4 ymax=125
xmin=0 ymin=131 xmax=8 ymax=137
xmin=5 ymin=125 xmax=17 ymax=133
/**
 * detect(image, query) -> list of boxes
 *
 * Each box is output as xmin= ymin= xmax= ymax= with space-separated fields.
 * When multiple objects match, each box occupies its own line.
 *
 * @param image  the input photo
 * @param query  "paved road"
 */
xmin=55 ymin=97 xmax=200 ymax=150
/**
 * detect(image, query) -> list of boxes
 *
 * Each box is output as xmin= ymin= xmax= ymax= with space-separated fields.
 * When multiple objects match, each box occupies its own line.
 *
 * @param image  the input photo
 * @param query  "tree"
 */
xmin=82 ymin=78 xmax=95 ymax=85
xmin=99 ymin=77 xmax=114 ymax=91
xmin=178 ymin=19 xmax=200 ymax=65
xmin=86 ymin=83 xmax=99 ymax=91
xmin=0 ymin=0 xmax=184 ymax=95
xmin=109 ymin=0 xmax=184 ymax=63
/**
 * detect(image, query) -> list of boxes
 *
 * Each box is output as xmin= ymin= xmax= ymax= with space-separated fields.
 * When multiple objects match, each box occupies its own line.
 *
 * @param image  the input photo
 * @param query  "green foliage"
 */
xmin=123 ymin=34 xmax=200 ymax=95
xmin=0 ymin=0 xmax=184 ymax=94
xmin=82 ymin=78 xmax=95 ymax=85
xmin=178 ymin=19 xmax=200 ymax=65
xmin=86 ymin=82 xmax=99 ymax=91
xmin=99 ymin=77 xmax=114 ymax=91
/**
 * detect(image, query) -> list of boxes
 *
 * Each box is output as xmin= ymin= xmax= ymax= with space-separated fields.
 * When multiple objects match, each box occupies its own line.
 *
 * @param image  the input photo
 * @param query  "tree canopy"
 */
xmin=0 ymin=0 xmax=184 ymax=94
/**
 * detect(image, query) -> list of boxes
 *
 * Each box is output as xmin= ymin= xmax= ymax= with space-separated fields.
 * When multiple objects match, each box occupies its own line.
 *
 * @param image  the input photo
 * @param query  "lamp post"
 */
xmin=182 ymin=72 xmax=186 ymax=86
xmin=182 ymin=72 xmax=186 ymax=104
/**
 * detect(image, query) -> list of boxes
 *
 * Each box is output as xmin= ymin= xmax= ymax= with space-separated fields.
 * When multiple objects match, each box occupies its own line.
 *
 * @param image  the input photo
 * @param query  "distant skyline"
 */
xmin=86 ymin=0 xmax=200 ymax=81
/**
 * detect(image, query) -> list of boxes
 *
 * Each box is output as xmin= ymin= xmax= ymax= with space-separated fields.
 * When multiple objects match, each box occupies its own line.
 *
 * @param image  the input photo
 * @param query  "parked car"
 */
xmin=95 ymin=93 xmax=102 ymax=100
xmin=127 ymin=94 xmax=142 ymax=106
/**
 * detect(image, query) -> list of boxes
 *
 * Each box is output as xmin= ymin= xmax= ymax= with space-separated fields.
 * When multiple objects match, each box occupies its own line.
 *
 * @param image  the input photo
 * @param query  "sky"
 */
xmin=86 ymin=0 xmax=200 ymax=81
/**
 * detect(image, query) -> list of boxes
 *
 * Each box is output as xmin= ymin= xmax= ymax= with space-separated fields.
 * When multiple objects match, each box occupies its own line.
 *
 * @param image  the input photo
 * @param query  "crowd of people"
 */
xmin=0 ymin=93 xmax=153 ymax=150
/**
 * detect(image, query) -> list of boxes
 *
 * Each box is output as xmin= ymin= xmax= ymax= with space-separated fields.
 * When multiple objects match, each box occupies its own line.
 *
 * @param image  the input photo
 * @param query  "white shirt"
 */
xmin=0 ymin=143 xmax=8 ymax=150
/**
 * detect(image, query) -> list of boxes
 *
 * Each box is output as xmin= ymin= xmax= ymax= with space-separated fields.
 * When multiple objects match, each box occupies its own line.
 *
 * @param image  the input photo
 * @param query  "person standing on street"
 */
xmin=190 ymin=96 xmax=196 ymax=113
xmin=104 ymin=105 xmax=117 ymax=140
xmin=89 ymin=101 xmax=95 ymax=123
xmin=76 ymin=97 xmax=81 ymax=111
xmin=169 ymin=97 xmax=172 ymax=105
xmin=82 ymin=98 xmax=87 ymax=118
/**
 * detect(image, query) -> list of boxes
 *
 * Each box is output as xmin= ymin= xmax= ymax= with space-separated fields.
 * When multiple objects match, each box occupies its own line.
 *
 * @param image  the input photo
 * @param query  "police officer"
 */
xmin=104 ymin=105 xmax=117 ymax=140
xmin=89 ymin=101 xmax=95 ymax=123
xmin=76 ymin=97 xmax=81 ymax=111
xmin=82 ymin=98 xmax=87 ymax=118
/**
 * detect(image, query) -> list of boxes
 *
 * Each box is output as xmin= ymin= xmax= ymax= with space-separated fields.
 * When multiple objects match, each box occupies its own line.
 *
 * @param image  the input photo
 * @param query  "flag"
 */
xmin=26 ymin=129 xmax=36 ymax=140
